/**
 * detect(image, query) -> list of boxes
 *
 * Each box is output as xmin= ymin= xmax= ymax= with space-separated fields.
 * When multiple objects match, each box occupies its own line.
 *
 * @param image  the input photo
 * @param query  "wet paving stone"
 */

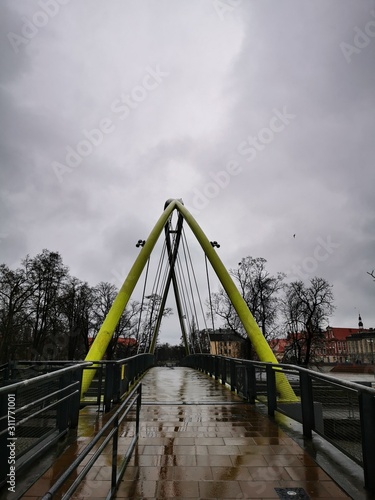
xmin=22 ymin=367 xmax=351 ymax=499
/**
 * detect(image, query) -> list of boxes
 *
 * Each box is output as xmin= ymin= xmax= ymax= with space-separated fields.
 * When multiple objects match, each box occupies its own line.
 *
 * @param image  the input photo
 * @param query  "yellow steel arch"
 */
xmin=82 ymin=199 xmax=297 ymax=401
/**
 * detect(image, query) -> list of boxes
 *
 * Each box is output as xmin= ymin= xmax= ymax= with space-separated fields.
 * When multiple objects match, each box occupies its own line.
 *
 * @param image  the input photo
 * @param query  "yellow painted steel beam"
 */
xmin=81 ymin=200 xmax=178 ymax=395
xmin=82 ymin=199 xmax=297 ymax=401
xmin=173 ymin=201 xmax=298 ymax=402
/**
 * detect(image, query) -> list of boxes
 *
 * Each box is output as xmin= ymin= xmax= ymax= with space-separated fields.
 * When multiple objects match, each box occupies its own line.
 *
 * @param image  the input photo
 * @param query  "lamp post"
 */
xmin=205 ymin=241 xmax=220 ymax=353
xmin=135 ymin=239 xmax=147 ymax=354
xmin=136 ymin=239 xmax=145 ymax=248
xmin=206 ymin=241 xmax=221 ymax=330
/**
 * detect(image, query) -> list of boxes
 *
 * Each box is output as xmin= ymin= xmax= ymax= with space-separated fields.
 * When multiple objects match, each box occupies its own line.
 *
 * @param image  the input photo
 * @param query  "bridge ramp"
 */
xmin=23 ymin=367 xmax=350 ymax=499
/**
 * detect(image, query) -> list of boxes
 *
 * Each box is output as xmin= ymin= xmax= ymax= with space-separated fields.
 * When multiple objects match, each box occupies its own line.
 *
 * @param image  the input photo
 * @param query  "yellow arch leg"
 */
xmin=174 ymin=201 xmax=298 ymax=402
xmin=81 ymin=201 xmax=177 ymax=394
xmin=82 ymin=199 xmax=297 ymax=401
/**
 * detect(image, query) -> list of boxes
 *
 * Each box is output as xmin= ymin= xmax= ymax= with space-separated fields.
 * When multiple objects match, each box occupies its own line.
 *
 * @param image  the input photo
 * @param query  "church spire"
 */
xmin=358 ymin=313 xmax=363 ymax=330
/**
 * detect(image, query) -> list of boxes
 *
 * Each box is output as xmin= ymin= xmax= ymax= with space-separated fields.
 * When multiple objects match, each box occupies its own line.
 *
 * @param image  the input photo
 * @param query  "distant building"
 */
xmin=315 ymin=327 xmax=352 ymax=363
xmin=209 ymin=330 xmax=247 ymax=358
xmin=277 ymin=315 xmax=375 ymax=365
xmin=209 ymin=316 xmax=375 ymax=365
xmin=269 ymin=338 xmax=288 ymax=361
xmin=88 ymin=337 xmax=137 ymax=348
xmin=346 ymin=316 xmax=375 ymax=364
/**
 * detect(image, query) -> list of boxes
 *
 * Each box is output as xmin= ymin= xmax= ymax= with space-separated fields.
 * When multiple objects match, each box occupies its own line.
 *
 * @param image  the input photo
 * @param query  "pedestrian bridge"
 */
xmin=16 ymin=366 xmax=353 ymax=499
xmin=1 ymin=199 xmax=374 ymax=498
xmin=1 ymin=358 xmax=374 ymax=499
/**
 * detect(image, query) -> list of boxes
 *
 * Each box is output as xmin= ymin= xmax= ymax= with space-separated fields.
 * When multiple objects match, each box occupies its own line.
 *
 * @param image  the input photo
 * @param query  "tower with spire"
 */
xmin=358 ymin=313 xmax=363 ymax=331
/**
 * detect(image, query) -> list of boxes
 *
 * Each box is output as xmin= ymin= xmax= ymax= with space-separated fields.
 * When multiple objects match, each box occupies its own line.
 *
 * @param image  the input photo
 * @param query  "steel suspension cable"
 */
xmin=205 ymin=253 xmax=215 ymax=333
xmin=180 ymin=230 xmax=203 ymax=353
xmin=174 ymin=253 xmax=195 ymax=352
xmin=143 ymin=239 xmax=168 ymax=352
xmin=136 ymin=252 xmax=150 ymax=354
xmin=182 ymin=227 xmax=209 ymax=332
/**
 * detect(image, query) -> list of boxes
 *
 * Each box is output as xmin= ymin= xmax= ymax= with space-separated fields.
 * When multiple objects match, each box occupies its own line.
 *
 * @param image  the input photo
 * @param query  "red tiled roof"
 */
xmin=327 ymin=327 xmax=361 ymax=340
xmin=117 ymin=337 xmax=137 ymax=346
xmin=269 ymin=338 xmax=287 ymax=353
xmin=88 ymin=337 xmax=137 ymax=346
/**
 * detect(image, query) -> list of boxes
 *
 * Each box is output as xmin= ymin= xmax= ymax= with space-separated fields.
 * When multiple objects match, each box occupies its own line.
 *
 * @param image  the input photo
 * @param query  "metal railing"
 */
xmin=0 ymin=361 xmax=91 ymax=490
xmin=41 ymin=381 xmax=142 ymax=500
xmin=183 ymin=354 xmax=375 ymax=494
xmin=0 ymin=363 xmax=10 ymax=383
xmin=81 ymin=353 xmax=154 ymax=412
xmin=0 ymin=360 xmax=83 ymax=386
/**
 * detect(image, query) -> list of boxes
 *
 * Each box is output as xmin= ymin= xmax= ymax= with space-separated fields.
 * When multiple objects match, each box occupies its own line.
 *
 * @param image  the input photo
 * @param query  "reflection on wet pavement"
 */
xmin=23 ymin=367 xmax=350 ymax=499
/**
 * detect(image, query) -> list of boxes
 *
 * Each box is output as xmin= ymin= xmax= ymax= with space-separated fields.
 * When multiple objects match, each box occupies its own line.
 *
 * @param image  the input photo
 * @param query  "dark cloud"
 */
xmin=0 ymin=0 xmax=374 ymax=342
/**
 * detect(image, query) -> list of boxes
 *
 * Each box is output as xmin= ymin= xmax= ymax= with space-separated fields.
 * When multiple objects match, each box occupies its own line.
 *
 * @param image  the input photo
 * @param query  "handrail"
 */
xmin=114 ymin=352 xmax=152 ymax=364
xmin=79 ymin=354 xmax=154 ymax=412
xmin=0 ymin=361 xmax=91 ymax=492
xmin=184 ymin=353 xmax=375 ymax=493
xmin=0 ymin=362 xmax=92 ymax=395
xmin=14 ymin=382 xmax=78 ymax=418
xmin=280 ymin=362 xmax=375 ymax=394
xmin=202 ymin=355 xmax=375 ymax=395
xmin=41 ymin=381 xmax=142 ymax=500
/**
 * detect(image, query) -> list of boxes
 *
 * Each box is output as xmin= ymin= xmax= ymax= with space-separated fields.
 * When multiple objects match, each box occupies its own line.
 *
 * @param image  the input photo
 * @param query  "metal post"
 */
xmin=214 ymin=356 xmax=219 ymax=381
xmin=359 ymin=392 xmax=375 ymax=493
xmin=136 ymin=384 xmax=142 ymax=437
xmin=104 ymin=363 xmax=115 ymax=413
xmin=113 ymin=364 xmax=121 ymax=403
xmin=246 ymin=363 xmax=257 ymax=403
xmin=123 ymin=363 xmax=129 ymax=394
xmin=299 ymin=371 xmax=314 ymax=439
xmin=111 ymin=415 xmax=119 ymax=495
xmin=266 ymin=364 xmax=277 ymax=417
xmin=69 ymin=368 xmax=82 ymax=428
xmin=230 ymin=359 xmax=236 ymax=392
xmin=97 ymin=365 xmax=104 ymax=408
xmin=221 ymin=358 xmax=226 ymax=386
xmin=57 ymin=374 xmax=69 ymax=433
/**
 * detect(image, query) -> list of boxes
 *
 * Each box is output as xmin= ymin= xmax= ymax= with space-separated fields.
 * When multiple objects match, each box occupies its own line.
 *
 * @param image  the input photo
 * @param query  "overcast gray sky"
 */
xmin=1 ymin=0 xmax=374 ymax=345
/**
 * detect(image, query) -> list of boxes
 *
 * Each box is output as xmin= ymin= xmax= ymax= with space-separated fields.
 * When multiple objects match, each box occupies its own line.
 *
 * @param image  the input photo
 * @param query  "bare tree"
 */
xmin=24 ymin=250 xmax=69 ymax=358
xmin=210 ymin=256 xmax=285 ymax=340
xmin=282 ymin=277 xmax=335 ymax=365
xmin=232 ymin=257 xmax=285 ymax=339
xmin=59 ymin=277 xmax=94 ymax=359
xmin=137 ymin=294 xmax=172 ymax=353
xmin=92 ymin=282 xmax=122 ymax=359
xmin=113 ymin=300 xmax=142 ymax=359
xmin=0 ymin=251 xmax=145 ymax=362
xmin=91 ymin=282 xmax=143 ymax=359
xmin=209 ymin=287 xmax=243 ymax=334
xmin=187 ymin=317 xmax=210 ymax=354
xmin=0 ymin=265 xmax=35 ymax=362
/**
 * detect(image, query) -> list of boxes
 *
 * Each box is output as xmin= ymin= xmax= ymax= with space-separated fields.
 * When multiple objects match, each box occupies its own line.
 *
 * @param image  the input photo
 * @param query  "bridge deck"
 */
xmin=23 ymin=367 xmax=350 ymax=499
